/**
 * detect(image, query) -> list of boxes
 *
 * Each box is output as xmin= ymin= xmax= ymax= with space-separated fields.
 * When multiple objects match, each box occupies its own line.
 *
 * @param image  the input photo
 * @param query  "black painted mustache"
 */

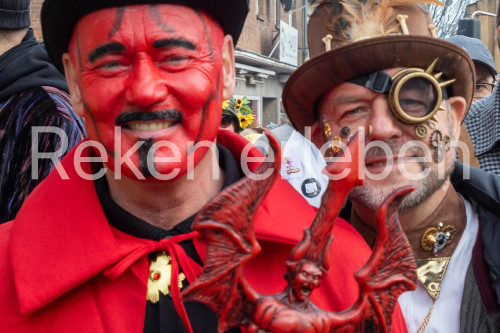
xmin=115 ymin=110 xmax=183 ymax=125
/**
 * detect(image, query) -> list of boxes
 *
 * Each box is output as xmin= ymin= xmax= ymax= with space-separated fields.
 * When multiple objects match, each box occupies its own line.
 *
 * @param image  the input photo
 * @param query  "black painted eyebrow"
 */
xmin=88 ymin=42 xmax=126 ymax=63
xmin=153 ymin=38 xmax=195 ymax=51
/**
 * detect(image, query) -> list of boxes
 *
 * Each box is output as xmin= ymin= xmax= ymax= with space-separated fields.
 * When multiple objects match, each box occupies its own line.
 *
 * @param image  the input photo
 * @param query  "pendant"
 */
xmin=421 ymin=222 xmax=455 ymax=256
xmin=416 ymin=257 xmax=451 ymax=300
xmin=146 ymin=252 xmax=186 ymax=303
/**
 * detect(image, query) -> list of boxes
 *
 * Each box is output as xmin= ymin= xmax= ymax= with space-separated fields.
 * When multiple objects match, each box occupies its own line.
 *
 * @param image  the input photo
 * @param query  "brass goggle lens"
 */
xmin=348 ymin=59 xmax=455 ymax=125
xmin=390 ymin=70 xmax=441 ymax=124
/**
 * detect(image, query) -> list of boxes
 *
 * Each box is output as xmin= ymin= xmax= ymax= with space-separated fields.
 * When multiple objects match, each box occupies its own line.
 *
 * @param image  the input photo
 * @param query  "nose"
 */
xmin=366 ymin=94 xmax=403 ymax=141
xmin=125 ymin=55 xmax=168 ymax=108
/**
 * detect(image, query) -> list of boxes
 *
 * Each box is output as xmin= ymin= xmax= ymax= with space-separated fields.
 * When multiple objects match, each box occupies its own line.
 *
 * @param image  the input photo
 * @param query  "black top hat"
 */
xmin=41 ymin=0 xmax=249 ymax=73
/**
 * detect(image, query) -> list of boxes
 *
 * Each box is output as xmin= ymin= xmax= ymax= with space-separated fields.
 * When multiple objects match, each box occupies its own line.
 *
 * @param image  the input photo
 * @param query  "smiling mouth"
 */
xmin=123 ymin=120 xmax=178 ymax=131
xmin=116 ymin=110 xmax=183 ymax=131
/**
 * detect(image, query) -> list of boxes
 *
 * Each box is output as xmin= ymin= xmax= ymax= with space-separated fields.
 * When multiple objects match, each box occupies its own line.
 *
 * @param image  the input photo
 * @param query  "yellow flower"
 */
xmin=238 ymin=113 xmax=255 ymax=128
xmin=236 ymin=98 xmax=243 ymax=106
xmin=235 ymin=103 xmax=241 ymax=110
xmin=222 ymin=100 xmax=229 ymax=109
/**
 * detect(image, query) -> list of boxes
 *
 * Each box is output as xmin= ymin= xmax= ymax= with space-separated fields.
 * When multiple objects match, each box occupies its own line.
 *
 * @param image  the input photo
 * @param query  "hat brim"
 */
xmin=41 ymin=0 xmax=248 ymax=73
xmin=283 ymin=35 xmax=475 ymax=134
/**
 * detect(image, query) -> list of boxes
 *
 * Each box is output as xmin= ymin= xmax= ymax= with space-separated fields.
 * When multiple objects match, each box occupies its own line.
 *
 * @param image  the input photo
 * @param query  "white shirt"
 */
xmin=398 ymin=197 xmax=479 ymax=333
xmin=279 ymin=130 xmax=328 ymax=208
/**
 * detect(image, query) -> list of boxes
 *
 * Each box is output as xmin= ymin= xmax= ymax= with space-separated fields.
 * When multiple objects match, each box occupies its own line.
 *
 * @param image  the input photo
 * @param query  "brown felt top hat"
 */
xmin=282 ymin=0 xmax=475 ymax=134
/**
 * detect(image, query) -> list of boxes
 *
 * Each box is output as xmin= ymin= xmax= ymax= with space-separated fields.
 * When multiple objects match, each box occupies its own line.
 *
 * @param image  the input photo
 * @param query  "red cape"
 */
xmin=0 ymin=130 xmax=407 ymax=332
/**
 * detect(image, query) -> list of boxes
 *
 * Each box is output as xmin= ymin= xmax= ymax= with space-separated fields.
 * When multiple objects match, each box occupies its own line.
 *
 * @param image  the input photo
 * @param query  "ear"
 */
xmin=62 ymin=53 xmax=84 ymax=118
xmin=448 ymin=96 xmax=467 ymax=138
xmin=221 ymin=35 xmax=235 ymax=100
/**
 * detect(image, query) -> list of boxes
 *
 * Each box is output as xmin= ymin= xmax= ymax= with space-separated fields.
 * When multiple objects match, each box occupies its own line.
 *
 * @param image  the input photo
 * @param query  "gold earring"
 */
xmin=331 ymin=136 xmax=342 ymax=154
xmin=324 ymin=122 xmax=332 ymax=141
xmin=367 ymin=125 xmax=373 ymax=137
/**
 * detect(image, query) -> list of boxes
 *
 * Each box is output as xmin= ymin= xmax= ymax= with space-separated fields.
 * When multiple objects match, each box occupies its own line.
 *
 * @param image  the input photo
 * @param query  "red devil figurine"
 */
xmin=183 ymin=130 xmax=417 ymax=332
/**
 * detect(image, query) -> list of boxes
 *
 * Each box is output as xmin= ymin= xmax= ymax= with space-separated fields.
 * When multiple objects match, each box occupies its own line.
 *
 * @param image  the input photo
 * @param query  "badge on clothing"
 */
xmin=301 ymin=178 xmax=322 ymax=198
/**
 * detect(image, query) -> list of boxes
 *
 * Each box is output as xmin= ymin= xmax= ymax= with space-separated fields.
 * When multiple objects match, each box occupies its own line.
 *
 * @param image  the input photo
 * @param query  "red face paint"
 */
xmin=69 ymin=4 xmax=225 ymax=180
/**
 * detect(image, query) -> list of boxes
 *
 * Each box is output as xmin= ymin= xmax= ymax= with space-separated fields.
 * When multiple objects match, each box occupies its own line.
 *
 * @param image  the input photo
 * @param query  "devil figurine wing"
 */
xmin=326 ymin=186 xmax=417 ymax=332
xmin=182 ymin=132 xmax=282 ymax=329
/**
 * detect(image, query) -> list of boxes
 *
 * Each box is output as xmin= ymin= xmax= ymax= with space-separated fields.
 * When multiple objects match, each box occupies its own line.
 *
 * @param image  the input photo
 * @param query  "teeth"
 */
xmin=127 ymin=122 xmax=174 ymax=131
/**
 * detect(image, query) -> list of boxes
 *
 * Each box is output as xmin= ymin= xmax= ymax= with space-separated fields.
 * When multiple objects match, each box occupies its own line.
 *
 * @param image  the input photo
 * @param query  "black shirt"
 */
xmin=95 ymin=144 xmax=242 ymax=333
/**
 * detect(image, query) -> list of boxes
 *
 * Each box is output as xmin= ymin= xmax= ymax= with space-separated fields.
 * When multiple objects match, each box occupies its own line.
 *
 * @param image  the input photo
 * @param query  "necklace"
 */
xmin=421 ymin=222 xmax=455 ymax=256
xmin=415 ymin=256 xmax=451 ymax=332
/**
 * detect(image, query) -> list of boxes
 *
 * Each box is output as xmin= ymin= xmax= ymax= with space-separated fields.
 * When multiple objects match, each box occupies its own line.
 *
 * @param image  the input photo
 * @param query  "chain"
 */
xmin=416 ymin=300 xmax=436 ymax=333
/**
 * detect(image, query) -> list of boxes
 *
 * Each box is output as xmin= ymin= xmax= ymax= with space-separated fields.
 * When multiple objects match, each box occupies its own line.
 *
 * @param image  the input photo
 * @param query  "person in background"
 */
xmin=464 ymin=3 xmax=500 ymax=175
xmin=0 ymin=0 xmax=408 ymax=331
xmin=445 ymin=35 xmax=497 ymax=103
xmin=220 ymin=96 xmax=254 ymax=134
xmin=283 ymin=1 xmax=500 ymax=331
xmin=0 ymin=0 xmax=85 ymax=223
xmin=446 ymin=35 xmax=497 ymax=168
xmin=220 ymin=108 xmax=243 ymax=133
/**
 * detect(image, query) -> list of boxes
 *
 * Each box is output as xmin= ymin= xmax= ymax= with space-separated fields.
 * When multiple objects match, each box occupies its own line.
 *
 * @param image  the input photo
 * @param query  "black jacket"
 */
xmin=451 ymin=163 xmax=500 ymax=309
xmin=0 ymin=28 xmax=68 ymax=102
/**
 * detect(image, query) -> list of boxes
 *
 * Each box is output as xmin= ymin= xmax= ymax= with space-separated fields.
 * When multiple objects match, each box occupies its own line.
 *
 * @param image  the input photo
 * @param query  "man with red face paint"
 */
xmin=0 ymin=1 xmax=408 ymax=332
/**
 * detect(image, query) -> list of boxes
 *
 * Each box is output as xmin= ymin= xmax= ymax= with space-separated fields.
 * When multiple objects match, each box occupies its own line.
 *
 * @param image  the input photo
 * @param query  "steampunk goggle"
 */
xmin=348 ymin=59 xmax=455 ymax=124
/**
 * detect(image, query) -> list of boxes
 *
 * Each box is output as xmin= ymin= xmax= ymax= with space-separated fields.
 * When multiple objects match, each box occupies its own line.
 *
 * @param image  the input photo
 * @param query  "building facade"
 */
xmin=465 ymin=0 xmax=500 ymax=71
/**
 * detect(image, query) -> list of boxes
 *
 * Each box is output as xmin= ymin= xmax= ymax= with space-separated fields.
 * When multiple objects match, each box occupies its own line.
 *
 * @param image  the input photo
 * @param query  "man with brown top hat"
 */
xmin=0 ymin=0 xmax=410 ymax=332
xmin=283 ymin=0 xmax=500 ymax=332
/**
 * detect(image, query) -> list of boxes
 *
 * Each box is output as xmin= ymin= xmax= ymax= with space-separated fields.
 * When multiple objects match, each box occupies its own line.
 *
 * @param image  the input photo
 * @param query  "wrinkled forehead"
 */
xmin=70 ymin=4 xmax=222 ymax=57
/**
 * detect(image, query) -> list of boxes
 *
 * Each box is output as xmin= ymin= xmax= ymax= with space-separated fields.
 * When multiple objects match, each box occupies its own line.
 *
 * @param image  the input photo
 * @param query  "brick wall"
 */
xmin=30 ymin=0 xmax=44 ymax=41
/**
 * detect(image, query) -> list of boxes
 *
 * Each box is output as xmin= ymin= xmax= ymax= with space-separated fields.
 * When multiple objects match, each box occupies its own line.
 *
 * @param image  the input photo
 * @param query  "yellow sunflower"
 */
xmin=222 ymin=100 xmax=229 ymax=109
xmin=238 ymin=113 xmax=255 ymax=128
xmin=236 ymin=98 xmax=243 ymax=106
